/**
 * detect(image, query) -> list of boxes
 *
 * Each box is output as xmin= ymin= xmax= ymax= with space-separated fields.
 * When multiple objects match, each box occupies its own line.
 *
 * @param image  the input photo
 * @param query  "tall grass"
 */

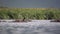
xmin=0 ymin=8 xmax=60 ymax=20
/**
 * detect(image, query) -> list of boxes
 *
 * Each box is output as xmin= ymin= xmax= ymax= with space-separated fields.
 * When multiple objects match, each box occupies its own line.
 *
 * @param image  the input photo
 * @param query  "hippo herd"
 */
xmin=0 ymin=18 xmax=60 ymax=22
xmin=0 ymin=18 xmax=32 ymax=22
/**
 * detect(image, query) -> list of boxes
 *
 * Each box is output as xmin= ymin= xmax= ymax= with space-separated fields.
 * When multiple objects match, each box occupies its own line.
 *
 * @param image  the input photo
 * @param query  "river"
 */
xmin=0 ymin=20 xmax=60 ymax=34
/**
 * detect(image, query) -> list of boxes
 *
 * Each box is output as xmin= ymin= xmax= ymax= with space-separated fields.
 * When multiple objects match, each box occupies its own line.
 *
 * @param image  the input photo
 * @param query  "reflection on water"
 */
xmin=0 ymin=20 xmax=60 ymax=34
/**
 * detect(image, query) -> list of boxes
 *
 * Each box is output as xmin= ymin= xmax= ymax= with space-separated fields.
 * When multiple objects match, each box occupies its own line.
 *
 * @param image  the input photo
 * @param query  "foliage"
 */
xmin=0 ymin=8 xmax=60 ymax=20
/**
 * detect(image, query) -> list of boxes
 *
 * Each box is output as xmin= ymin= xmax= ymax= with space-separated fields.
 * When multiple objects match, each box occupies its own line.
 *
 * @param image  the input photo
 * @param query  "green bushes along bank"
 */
xmin=0 ymin=8 xmax=60 ymax=20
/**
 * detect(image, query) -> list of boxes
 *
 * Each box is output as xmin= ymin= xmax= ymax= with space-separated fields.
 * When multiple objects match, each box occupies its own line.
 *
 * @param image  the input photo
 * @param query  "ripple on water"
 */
xmin=0 ymin=20 xmax=60 ymax=34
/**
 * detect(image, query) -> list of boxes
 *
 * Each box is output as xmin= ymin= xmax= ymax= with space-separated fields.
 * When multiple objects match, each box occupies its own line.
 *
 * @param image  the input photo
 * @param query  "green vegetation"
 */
xmin=0 ymin=8 xmax=60 ymax=20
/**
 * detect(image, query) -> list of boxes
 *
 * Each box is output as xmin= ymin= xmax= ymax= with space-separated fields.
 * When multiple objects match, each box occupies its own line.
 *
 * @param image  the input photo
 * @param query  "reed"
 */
xmin=0 ymin=8 xmax=60 ymax=20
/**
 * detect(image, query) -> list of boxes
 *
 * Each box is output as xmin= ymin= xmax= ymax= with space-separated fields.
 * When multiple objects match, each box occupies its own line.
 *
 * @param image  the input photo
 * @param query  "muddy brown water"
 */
xmin=0 ymin=20 xmax=60 ymax=34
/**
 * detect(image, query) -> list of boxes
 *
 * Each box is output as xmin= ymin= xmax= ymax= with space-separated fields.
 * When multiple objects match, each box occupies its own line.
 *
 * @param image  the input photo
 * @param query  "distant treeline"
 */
xmin=0 ymin=8 xmax=60 ymax=20
xmin=0 ymin=6 xmax=8 ymax=8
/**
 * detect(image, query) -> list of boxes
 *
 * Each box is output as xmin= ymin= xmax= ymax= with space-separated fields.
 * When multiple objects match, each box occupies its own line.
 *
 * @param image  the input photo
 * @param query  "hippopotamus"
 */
xmin=14 ymin=17 xmax=31 ymax=22
xmin=51 ymin=19 xmax=60 ymax=22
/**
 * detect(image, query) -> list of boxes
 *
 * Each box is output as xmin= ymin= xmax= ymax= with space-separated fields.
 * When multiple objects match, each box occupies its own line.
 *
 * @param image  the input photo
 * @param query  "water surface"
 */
xmin=0 ymin=20 xmax=60 ymax=34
